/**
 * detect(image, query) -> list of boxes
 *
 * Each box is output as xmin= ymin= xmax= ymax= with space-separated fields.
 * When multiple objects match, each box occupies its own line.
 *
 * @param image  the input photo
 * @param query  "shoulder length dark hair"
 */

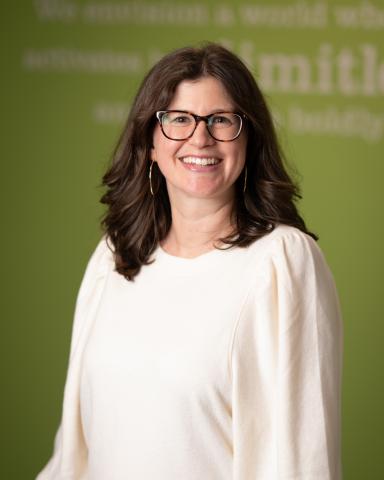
xmin=100 ymin=43 xmax=317 ymax=281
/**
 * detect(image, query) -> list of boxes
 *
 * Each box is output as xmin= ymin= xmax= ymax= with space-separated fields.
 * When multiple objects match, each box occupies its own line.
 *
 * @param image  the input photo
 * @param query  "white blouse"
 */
xmin=36 ymin=224 xmax=343 ymax=479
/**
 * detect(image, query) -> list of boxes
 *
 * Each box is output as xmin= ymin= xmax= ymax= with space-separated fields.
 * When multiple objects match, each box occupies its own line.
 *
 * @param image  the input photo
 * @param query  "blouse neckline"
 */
xmin=151 ymin=242 xmax=237 ymax=275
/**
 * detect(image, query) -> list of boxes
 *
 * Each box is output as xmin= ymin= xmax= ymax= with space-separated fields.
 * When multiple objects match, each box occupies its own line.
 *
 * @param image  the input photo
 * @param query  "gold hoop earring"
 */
xmin=149 ymin=160 xmax=154 ymax=196
xmin=243 ymin=165 xmax=247 ymax=193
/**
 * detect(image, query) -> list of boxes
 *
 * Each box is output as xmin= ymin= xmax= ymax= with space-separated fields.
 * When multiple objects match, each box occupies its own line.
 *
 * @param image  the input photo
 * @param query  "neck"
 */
xmin=161 ymin=192 xmax=236 ymax=258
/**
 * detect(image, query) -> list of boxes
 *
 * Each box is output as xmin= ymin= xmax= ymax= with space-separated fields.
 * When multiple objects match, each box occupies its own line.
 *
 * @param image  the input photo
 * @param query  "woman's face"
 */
xmin=151 ymin=76 xmax=247 ymax=203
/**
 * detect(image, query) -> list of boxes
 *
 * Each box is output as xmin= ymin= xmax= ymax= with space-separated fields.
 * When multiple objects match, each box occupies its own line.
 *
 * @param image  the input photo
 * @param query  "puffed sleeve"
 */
xmin=36 ymin=237 xmax=113 ymax=480
xmin=231 ymin=228 xmax=343 ymax=479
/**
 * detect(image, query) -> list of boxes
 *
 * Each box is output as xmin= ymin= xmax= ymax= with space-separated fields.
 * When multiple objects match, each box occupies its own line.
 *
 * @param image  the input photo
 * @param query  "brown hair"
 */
xmin=100 ymin=43 xmax=317 ymax=281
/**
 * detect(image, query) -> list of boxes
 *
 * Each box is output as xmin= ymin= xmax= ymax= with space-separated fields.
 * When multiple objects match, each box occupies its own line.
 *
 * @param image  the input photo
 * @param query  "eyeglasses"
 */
xmin=155 ymin=110 xmax=246 ymax=142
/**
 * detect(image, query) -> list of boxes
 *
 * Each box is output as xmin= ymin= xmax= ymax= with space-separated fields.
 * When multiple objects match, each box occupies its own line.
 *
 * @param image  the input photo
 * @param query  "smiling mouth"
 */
xmin=179 ymin=156 xmax=221 ymax=166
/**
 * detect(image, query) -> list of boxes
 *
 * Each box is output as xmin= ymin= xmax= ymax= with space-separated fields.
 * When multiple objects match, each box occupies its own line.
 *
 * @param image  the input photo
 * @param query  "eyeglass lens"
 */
xmin=160 ymin=111 xmax=242 ymax=141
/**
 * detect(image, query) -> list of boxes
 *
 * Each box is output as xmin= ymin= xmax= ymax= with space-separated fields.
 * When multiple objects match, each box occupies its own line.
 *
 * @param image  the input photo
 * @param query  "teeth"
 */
xmin=181 ymin=156 xmax=220 ymax=166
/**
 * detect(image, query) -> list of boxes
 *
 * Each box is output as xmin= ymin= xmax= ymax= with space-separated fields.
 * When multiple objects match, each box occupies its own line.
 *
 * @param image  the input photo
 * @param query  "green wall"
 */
xmin=2 ymin=1 xmax=383 ymax=478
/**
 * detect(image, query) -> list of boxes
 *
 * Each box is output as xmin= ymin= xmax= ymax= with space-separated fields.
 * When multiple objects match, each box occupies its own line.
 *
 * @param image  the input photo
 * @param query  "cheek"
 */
xmin=236 ymin=138 xmax=248 ymax=169
xmin=228 ymin=141 xmax=247 ymax=172
xmin=152 ymin=127 xmax=180 ymax=162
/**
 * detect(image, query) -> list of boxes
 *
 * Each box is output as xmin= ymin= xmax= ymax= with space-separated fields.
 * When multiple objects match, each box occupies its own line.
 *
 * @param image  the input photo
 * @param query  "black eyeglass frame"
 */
xmin=155 ymin=110 xmax=247 ymax=142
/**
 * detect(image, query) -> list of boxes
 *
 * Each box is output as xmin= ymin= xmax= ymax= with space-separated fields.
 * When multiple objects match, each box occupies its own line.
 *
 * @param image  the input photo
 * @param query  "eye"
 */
xmin=174 ymin=116 xmax=190 ymax=124
xmin=164 ymin=113 xmax=192 ymax=125
xmin=211 ymin=114 xmax=232 ymax=126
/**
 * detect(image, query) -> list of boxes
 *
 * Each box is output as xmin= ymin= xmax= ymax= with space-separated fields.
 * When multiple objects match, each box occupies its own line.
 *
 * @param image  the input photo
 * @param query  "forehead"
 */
xmin=167 ymin=76 xmax=234 ymax=112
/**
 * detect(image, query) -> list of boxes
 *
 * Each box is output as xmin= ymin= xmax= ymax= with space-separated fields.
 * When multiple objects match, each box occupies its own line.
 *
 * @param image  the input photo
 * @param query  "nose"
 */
xmin=189 ymin=119 xmax=215 ymax=147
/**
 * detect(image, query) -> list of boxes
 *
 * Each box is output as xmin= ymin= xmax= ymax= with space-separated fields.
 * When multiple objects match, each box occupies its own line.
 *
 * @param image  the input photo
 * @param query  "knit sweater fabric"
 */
xmin=36 ymin=224 xmax=343 ymax=480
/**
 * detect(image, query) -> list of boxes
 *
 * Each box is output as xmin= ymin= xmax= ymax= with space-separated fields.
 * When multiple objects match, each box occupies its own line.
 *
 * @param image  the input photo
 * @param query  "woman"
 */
xmin=37 ymin=44 xmax=343 ymax=479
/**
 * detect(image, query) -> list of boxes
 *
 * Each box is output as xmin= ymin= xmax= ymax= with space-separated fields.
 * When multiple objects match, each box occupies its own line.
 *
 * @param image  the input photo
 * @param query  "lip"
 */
xmin=178 ymin=155 xmax=222 ymax=172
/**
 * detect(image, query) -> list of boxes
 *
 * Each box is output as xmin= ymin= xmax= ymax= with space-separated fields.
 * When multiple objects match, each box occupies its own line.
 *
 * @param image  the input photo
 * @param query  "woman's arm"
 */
xmin=36 ymin=237 xmax=112 ymax=480
xmin=231 ymin=228 xmax=343 ymax=479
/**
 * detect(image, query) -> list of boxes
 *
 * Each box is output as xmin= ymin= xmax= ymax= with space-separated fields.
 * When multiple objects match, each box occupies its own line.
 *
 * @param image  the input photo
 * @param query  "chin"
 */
xmin=185 ymin=185 xmax=233 ymax=200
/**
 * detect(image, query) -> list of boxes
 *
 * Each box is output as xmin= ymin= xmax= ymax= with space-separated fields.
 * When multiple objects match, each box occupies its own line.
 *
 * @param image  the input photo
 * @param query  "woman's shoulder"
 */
xmin=264 ymin=223 xmax=315 ymax=242
xmin=243 ymin=225 xmax=340 ymax=318
xmin=76 ymin=235 xmax=115 ymax=301
xmin=247 ymin=223 xmax=319 ymax=259
xmin=261 ymin=224 xmax=337 ymax=285
xmin=244 ymin=223 xmax=333 ymax=281
xmin=88 ymin=235 xmax=115 ymax=272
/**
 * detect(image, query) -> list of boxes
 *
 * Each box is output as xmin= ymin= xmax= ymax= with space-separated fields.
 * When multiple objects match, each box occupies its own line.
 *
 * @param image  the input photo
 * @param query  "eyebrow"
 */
xmin=209 ymin=108 xmax=234 ymax=114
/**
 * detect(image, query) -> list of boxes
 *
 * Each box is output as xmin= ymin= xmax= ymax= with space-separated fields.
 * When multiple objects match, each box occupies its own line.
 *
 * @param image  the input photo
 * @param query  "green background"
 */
xmin=1 ymin=1 xmax=383 ymax=478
